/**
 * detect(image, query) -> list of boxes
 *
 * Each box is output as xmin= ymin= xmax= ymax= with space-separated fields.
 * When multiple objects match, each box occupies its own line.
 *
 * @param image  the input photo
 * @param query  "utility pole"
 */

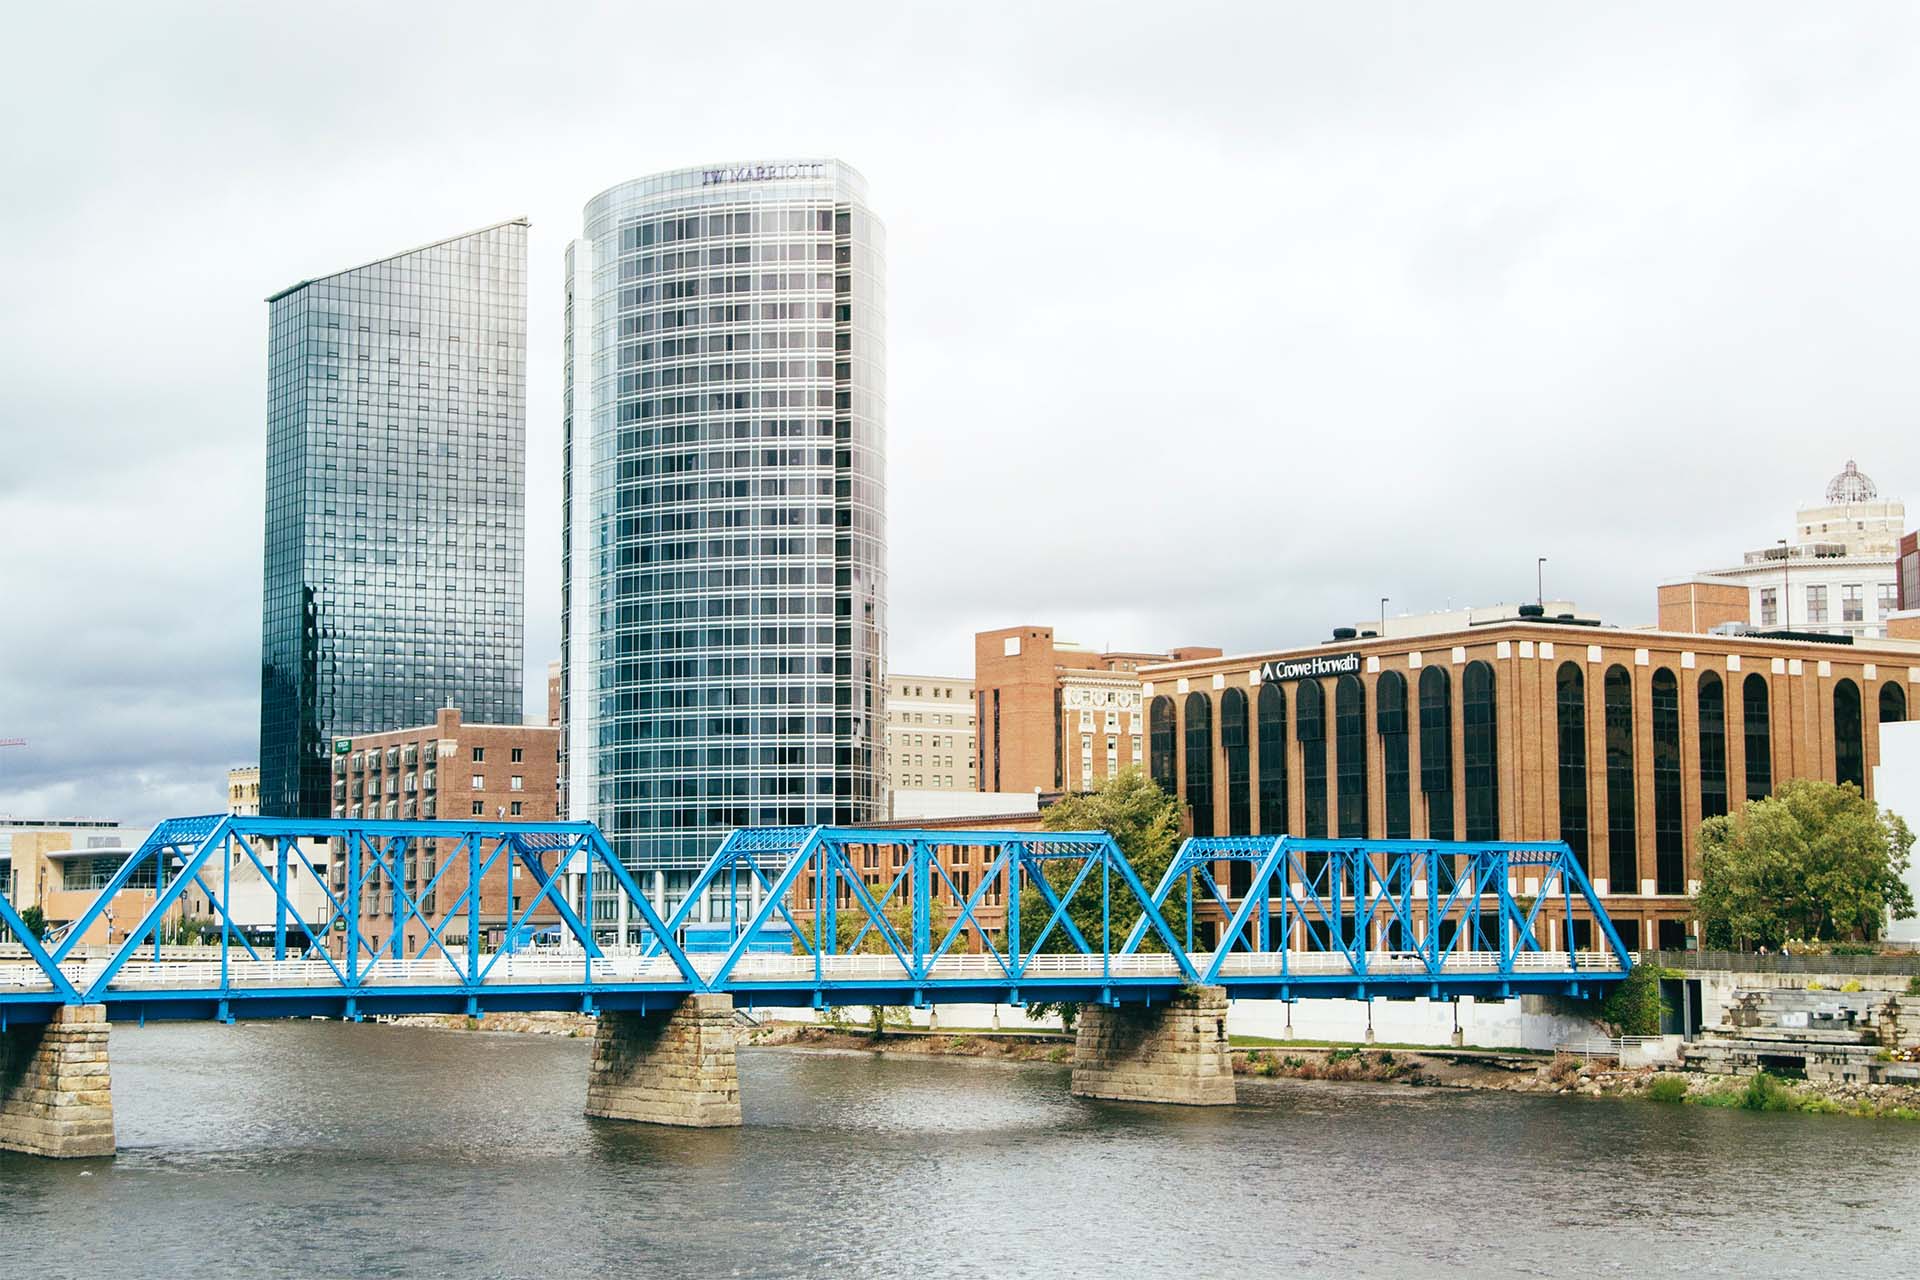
xmin=1777 ymin=538 xmax=1791 ymax=629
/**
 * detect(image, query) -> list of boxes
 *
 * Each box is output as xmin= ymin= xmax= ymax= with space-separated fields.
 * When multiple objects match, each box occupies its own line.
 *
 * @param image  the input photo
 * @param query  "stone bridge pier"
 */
xmin=585 ymin=994 xmax=742 ymax=1127
xmin=0 ymin=1005 xmax=115 ymax=1158
xmin=1071 ymin=985 xmax=1235 ymax=1105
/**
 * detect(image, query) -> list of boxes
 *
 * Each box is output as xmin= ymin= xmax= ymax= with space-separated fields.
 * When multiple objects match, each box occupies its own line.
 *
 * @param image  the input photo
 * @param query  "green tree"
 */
xmin=1694 ymin=779 xmax=1915 ymax=949
xmin=17 ymin=904 xmax=47 ymax=941
xmin=1021 ymin=769 xmax=1189 ymax=1030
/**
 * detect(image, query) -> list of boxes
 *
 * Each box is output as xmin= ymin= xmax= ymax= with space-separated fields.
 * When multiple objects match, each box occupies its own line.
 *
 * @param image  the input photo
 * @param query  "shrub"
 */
xmin=1806 ymin=980 xmax=1825 ymax=991
xmin=1841 ymin=980 xmax=1863 ymax=993
xmin=1647 ymin=1076 xmax=1689 ymax=1103
xmin=1908 ymin=976 xmax=1920 ymax=997
xmin=1045 ymin=1045 xmax=1069 ymax=1064
xmin=1741 ymin=1071 xmax=1793 ymax=1112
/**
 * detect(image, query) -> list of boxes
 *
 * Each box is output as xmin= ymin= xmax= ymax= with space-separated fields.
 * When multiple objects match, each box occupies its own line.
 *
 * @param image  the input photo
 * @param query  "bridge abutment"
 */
xmin=1071 ymin=986 xmax=1235 ymax=1106
xmin=585 ymin=995 xmax=742 ymax=1128
xmin=0 ymin=1005 xmax=115 ymax=1158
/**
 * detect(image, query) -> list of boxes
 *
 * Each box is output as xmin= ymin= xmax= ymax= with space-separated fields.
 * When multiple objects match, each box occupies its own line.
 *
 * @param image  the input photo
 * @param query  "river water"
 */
xmin=1 ymin=1022 xmax=1915 ymax=1277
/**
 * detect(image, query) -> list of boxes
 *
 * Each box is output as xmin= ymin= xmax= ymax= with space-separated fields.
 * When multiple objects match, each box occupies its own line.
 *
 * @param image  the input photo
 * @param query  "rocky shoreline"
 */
xmin=381 ymin=1014 xmax=1920 ymax=1119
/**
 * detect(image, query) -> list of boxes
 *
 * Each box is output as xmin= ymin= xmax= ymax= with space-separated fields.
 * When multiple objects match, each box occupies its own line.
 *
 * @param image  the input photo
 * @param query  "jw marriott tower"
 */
xmin=563 ymin=161 xmax=888 ymax=899
xmin=260 ymin=220 xmax=529 ymax=818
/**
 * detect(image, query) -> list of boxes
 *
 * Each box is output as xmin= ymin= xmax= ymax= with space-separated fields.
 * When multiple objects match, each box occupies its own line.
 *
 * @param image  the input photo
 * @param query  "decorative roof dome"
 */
xmin=1824 ymin=459 xmax=1877 ymax=503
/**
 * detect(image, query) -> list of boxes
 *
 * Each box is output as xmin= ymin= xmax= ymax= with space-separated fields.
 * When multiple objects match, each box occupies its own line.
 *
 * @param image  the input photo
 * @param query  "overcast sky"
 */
xmin=1 ymin=3 xmax=1915 ymax=831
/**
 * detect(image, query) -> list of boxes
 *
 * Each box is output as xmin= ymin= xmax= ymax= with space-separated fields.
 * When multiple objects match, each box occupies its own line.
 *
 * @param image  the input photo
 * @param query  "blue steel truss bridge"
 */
xmin=0 ymin=817 xmax=1632 ymax=1027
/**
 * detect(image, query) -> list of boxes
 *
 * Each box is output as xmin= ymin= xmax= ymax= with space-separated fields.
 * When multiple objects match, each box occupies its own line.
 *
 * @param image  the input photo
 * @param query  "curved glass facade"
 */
xmin=563 ymin=161 xmax=886 ymax=889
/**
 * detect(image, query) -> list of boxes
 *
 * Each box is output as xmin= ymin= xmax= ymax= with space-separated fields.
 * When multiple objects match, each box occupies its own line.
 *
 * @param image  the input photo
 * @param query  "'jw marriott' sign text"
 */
xmin=702 ymin=163 xmax=826 ymax=185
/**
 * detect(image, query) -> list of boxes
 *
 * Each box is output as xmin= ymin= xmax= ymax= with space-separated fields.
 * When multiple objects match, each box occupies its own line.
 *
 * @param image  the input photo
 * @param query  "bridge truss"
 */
xmin=0 ymin=819 xmax=1630 ymax=1025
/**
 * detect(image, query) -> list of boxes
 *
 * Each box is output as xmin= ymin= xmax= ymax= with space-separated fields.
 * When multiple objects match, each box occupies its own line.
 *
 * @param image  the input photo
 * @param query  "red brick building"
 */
xmin=330 ymin=708 xmax=561 ymax=953
xmin=973 ymin=625 xmax=1219 ymax=796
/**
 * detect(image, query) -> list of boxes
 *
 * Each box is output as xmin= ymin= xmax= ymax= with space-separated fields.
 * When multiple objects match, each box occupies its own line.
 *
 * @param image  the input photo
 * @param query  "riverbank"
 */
xmin=383 ymin=1013 xmax=1920 ymax=1119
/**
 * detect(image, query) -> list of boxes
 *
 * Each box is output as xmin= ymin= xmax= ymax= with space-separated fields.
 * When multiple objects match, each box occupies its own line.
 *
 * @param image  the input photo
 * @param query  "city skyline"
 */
xmin=3 ymin=5 xmax=1920 ymax=828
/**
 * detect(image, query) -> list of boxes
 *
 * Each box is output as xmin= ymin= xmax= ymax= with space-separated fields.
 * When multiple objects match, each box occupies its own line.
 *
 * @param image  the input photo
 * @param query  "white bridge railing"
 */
xmin=0 ymin=948 xmax=1626 ymax=994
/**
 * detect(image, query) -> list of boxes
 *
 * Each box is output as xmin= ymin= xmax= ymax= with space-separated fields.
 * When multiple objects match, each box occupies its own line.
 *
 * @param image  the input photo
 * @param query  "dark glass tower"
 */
xmin=261 ymin=220 xmax=528 ymax=818
xmin=563 ymin=161 xmax=886 ymax=919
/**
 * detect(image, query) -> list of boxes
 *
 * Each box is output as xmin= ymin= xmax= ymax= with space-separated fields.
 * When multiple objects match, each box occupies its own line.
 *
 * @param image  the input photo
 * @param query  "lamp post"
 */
xmin=1537 ymin=557 xmax=1546 ymax=609
xmin=1778 ymin=538 xmax=1791 ymax=630
xmin=1379 ymin=597 xmax=1389 ymax=633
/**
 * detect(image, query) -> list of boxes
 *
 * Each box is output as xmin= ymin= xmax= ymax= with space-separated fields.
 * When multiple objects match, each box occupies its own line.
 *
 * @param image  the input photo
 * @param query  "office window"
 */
xmin=1256 ymin=683 xmax=1288 ymax=836
xmin=510 ymin=776 xmax=524 ymax=792
xmin=472 ymin=746 xmax=485 ymax=762
xmin=1842 ymin=584 xmax=1864 ymax=623
xmin=1604 ymin=666 xmax=1637 ymax=890
xmin=1184 ymin=693 xmax=1214 ymax=837
xmin=471 ymin=774 xmax=484 ymax=789
xmin=1806 ymin=584 xmax=1828 ymax=625
xmin=1834 ymin=678 xmax=1864 ymax=791
xmin=1883 ymin=681 xmax=1908 ymax=725
xmin=510 ymin=801 xmax=523 ymax=816
xmin=1555 ymin=662 xmax=1588 ymax=874
xmin=1220 ymin=687 xmax=1251 ymax=837
xmin=1335 ymin=673 xmax=1368 ymax=838
xmin=1462 ymin=661 xmax=1498 ymax=841
xmin=1698 ymin=671 xmax=1727 ymax=821
xmin=1376 ymin=670 xmax=1410 ymax=840
xmin=1296 ymin=679 xmax=1327 ymax=839
xmin=1418 ymin=667 xmax=1454 ymax=844
xmin=1651 ymin=669 xmax=1684 ymax=895
xmin=1878 ymin=582 xmax=1897 ymax=618
xmin=470 ymin=801 xmax=483 ymax=816
xmin=1148 ymin=696 xmax=1176 ymax=794
xmin=511 ymin=747 xmax=524 ymax=763
xmin=1743 ymin=673 xmax=1772 ymax=800
xmin=1758 ymin=588 xmax=1777 ymax=627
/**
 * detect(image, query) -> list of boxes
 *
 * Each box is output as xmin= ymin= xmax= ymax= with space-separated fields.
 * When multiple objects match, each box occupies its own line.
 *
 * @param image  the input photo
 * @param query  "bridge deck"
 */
xmin=0 ymin=949 xmax=1626 ymax=1022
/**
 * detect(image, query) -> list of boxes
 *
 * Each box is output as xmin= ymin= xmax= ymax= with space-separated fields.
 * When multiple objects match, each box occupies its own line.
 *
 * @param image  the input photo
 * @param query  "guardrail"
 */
xmin=1648 ymin=949 xmax=1920 ymax=976
xmin=0 ymin=948 xmax=1628 ymax=995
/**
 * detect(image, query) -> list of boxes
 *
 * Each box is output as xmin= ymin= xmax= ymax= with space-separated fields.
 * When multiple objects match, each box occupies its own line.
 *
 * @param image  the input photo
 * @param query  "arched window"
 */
xmin=1651 ymin=669 xmax=1684 ymax=895
xmin=1296 ymin=679 xmax=1327 ymax=838
xmin=1835 ymin=678 xmax=1864 ymax=791
xmin=1148 ymin=696 xmax=1176 ymax=794
xmin=1221 ymin=687 xmax=1251 ymax=837
xmin=1184 ymin=692 xmax=1215 ymax=837
xmin=1335 ymin=673 xmax=1368 ymax=837
xmin=1883 ymin=681 xmax=1908 ymax=725
xmin=1418 ymin=667 xmax=1454 ymax=842
xmin=1257 ymin=683 xmax=1289 ymax=836
xmin=1742 ymin=673 xmax=1771 ymax=800
xmin=1462 ymin=661 xmax=1499 ymax=841
xmin=1377 ymin=671 xmax=1411 ymax=839
xmin=1697 ymin=671 xmax=1727 ymax=821
xmin=1604 ymin=666 xmax=1637 ymax=890
xmin=1555 ymin=662 xmax=1588 ymax=874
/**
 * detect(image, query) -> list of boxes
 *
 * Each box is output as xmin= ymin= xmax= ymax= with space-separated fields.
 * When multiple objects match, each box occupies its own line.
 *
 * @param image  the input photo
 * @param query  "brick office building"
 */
xmin=1138 ymin=613 xmax=1916 ymax=952
xmin=974 ymin=626 xmax=1219 ymax=796
xmin=330 ymin=707 xmax=560 ymax=953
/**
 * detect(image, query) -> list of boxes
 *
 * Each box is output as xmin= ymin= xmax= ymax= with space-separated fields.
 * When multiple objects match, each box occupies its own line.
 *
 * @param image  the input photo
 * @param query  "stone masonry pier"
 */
xmin=585 ymin=994 xmax=742 ymax=1127
xmin=1071 ymin=985 xmax=1235 ymax=1106
xmin=0 ymin=1005 xmax=115 ymax=1158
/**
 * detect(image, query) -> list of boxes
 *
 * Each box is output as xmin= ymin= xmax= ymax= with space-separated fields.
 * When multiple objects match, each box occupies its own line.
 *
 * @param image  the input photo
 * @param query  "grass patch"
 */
xmin=1646 ymin=1076 xmax=1689 ymax=1103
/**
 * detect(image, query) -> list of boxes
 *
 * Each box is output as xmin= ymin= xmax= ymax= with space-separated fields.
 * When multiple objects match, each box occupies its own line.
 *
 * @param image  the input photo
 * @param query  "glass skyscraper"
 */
xmin=261 ymin=220 xmax=528 ymax=818
xmin=563 ymin=161 xmax=886 ymax=915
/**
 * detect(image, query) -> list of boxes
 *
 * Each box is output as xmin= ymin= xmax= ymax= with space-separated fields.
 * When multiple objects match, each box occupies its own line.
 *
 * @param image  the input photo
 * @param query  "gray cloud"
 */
xmin=1 ymin=2 xmax=1915 ymax=829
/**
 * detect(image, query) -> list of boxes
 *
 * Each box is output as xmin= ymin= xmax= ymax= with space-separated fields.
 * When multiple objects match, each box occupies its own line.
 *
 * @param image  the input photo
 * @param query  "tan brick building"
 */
xmin=1139 ymin=617 xmax=1916 ymax=951
xmin=974 ymin=626 xmax=1219 ymax=795
xmin=884 ymin=673 xmax=975 ymax=794
xmin=329 ymin=708 xmax=561 ymax=953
